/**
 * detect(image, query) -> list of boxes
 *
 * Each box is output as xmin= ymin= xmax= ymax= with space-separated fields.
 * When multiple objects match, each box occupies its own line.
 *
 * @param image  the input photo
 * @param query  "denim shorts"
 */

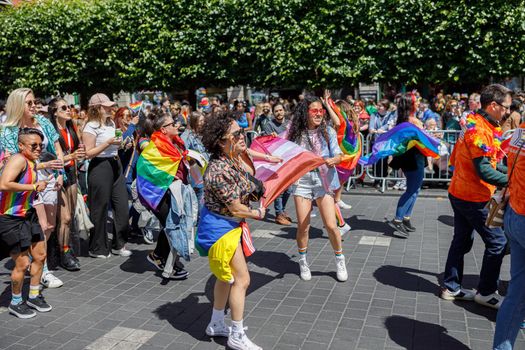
xmin=291 ymin=171 xmax=332 ymax=201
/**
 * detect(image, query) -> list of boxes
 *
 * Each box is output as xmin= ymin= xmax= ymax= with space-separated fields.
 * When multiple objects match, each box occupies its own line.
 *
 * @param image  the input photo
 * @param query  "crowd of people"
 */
xmin=0 ymin=83 xmax=524 ymax=349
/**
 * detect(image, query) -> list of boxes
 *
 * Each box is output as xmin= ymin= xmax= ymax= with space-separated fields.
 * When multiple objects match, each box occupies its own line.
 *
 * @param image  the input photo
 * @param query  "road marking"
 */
xmin=86 ymin=327 xmax=156 ymax=350
xmin=358 ymin=236 xmax=391 ymax=246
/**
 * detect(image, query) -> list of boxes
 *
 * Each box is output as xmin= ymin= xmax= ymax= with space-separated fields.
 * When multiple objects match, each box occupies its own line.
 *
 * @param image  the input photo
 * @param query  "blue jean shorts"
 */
xmin=291 ymin=171 xmax=332 ymax=201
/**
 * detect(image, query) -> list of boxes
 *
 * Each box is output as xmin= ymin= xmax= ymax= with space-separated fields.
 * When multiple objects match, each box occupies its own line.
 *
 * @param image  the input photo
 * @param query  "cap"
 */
xmin=199 ymin=97 xmax=210 ymax=107
xmin=88 ymin=93 xmax=116 ymax=107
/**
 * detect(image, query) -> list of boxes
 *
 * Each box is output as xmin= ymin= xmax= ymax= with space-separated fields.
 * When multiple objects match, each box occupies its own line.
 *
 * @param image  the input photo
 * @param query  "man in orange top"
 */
xmin=441 ymin=84 xmax=511 ymax=309
xmin=493 ymin=122 xmax=525 ymax=349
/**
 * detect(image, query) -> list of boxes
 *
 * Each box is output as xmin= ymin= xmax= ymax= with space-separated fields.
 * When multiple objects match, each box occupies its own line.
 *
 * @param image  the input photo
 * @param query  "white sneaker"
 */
xmin=338 ymin=223 xmax=351 ymax=235
xmin=335 ymin=255 xmax=348 ymax=282
xmin=227 ymin=332 xmax=262 ymax=350
xmin=89 ymin=251 xmax=111 ymax=259
xmin=474 ymin=292 xmax=504 ymax=309
xmin=41 ymin=272 xmax=63 ymax=288
xmin=112 ymin=247 xmax=132 ymax=257
xmin=205 ymin=320 xmax=231 ymax=337
xmin=440 ymin=288 xmax=476 ymax=301
xmin=310 ymin=208 xmax=318 ymax=217
xmin=298 ymin=257 xmax=311 ymax=281
xmin=337 ymin=200 xmax=352 ymax=210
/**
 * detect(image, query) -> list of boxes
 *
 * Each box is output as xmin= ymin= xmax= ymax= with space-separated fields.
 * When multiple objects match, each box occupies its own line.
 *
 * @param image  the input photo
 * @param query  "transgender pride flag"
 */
xmin=250 ymin=135 xmax=325 ymax=208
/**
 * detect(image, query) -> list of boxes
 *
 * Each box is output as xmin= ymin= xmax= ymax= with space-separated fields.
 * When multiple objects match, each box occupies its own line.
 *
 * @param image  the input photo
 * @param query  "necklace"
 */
xmin=466 ymin=115 xmax=503 ymax=154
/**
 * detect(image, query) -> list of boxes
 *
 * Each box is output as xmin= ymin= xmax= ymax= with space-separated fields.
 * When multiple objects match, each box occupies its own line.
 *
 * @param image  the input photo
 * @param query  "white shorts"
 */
xmin=33 ymin=173 xmax=58 ymax=206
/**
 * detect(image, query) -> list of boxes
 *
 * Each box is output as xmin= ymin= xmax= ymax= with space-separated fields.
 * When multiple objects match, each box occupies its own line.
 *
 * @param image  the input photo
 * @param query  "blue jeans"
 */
xmin=443 ymin=194 xmax=507 ymax=295
xmin=494 ymin=206 xmax=525 ymax=350
xmin=274 ymin=188 xmax=291 ymax=215
xmin=394 ymin=167 xmax=424 ymax=220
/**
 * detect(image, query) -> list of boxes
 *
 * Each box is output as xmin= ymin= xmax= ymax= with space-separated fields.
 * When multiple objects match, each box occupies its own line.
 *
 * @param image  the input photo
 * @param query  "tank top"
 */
xmin=0 ymin=159 xmax=37 ymax=217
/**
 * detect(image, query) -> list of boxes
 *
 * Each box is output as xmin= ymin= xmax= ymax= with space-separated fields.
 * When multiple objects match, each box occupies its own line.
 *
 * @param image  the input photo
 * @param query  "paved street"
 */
xmin=0 ymin=192 xmax=523 ymax=350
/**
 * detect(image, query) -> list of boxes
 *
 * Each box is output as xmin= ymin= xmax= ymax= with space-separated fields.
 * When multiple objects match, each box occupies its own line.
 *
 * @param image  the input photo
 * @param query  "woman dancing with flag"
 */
xmin=286 ymin=96 xmax=348 ymax=282
xmin=197 ymin=111 xmax=266 ymax=350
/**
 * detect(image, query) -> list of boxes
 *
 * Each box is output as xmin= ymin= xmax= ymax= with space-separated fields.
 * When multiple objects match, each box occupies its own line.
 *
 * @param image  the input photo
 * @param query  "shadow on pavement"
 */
xmin=119 ymin=249 xmax=154 ymax=274
xmin=347 ymin=215 xmax=396 ymax=236
xmin=438 ymin=215 xmax=454 ymax=227
xmin=374 ymin=265 xmax=499 ymax=321
xmin=385 ymin=315 xmax=470 ymax=350
xmin=271 ymin=226 xmax=325 ymax=240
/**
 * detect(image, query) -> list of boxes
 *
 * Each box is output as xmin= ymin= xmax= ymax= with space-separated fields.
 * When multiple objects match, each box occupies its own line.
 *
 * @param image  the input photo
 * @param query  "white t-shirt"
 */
xmin=83 ymin=120 xmax=118 ymax=158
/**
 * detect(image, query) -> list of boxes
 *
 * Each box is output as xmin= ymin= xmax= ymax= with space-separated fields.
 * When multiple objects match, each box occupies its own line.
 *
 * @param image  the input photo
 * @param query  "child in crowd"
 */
xmin=0 ymin=128 xmax=52 ymax=318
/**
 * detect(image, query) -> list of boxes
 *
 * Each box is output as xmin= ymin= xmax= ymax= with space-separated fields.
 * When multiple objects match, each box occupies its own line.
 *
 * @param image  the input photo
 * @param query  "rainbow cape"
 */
xmin=359 ymin=122 xmax=440 ymax=166
xmin=327 ymin=98 xmax=361 ymax=182
xmin=129 ymin=101 xmax=143 ymax=113
xmin=249 ymin=135 xmax=326 ymax=207
xmin=136 ymin=131 xmax=184 ymax=210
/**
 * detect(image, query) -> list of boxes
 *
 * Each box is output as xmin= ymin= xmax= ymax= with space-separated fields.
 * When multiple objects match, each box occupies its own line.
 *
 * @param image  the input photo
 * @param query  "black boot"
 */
xmin=61 ymin=251 xmax=80 ymax=271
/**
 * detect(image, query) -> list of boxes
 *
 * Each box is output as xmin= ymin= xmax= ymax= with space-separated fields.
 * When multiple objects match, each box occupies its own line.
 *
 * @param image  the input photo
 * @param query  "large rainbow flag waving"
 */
xmin=250 ymin=135 xmax=326 ymax=207
xmin=359 ymin=122 xmax=440 ymax=166
xmin=136 ymin=131 xmax=184 ymax=210
xmin=327 ymin=98 xmax=362 ymax=182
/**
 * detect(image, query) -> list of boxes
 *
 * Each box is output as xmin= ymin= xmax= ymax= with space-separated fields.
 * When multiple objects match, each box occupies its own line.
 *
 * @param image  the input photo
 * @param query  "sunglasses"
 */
xmin=162 ymin=121 xmax=179 ymax=128
xmin=59 ymin=105 xmax=70 ymax=112
xmin=308 ymin=108 xmax=326 ymax=115
xmin=28 ymin=143 xmax=44 ymax=151
xmin=223 ymin=128 xmax=245 ymax=140
xmin=26 ymin=100 xmax=36 ymax=107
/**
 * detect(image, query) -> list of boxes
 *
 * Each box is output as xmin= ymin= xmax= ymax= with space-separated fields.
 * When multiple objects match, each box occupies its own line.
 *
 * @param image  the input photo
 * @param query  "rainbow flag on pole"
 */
xmin=359 ymin=122 xmax=440 ymax=166
xmin=250 ymin=135 xmax=326 ymax=207
xmin=129 ymin=101 xmax=143 ymax=114
xmin=136 ymin=131 xmax=184 ymax=210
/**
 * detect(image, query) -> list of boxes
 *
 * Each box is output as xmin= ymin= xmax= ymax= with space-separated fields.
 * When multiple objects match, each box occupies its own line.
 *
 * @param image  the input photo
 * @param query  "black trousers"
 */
xmin=153 ymin=193 xmax=170 ymax=260
xmin=88 ymin=157 xmax=129 ymax=255
xmin=152 ymin=193 xmax=182 ymax=267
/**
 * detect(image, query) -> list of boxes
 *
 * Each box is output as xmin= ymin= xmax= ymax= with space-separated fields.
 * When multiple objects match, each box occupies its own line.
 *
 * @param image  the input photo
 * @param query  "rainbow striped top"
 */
xmin=0 ymin=159 xmax=37 ymax=217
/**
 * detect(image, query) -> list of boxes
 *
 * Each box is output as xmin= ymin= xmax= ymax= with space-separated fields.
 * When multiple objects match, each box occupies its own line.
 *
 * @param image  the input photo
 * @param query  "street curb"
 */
xmin=344 ymin=188 xmax=449 ymax=199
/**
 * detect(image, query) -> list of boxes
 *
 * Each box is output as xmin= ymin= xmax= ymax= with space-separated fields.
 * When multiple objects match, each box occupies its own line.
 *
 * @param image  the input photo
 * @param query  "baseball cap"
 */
xmin=88 ymin=93 xmax=116 ymax=107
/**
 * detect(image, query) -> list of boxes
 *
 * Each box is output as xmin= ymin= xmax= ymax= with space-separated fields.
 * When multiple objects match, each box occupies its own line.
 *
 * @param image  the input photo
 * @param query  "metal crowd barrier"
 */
xmin=346 ymin=129 xmax=462 ymax=192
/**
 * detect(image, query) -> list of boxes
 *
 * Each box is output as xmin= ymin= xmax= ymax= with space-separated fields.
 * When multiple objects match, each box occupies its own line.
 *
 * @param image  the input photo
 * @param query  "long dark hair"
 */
xmin=395 ymin=93 xmax=417 ymax=125
xmin=287 ymin=96 xmax=330 ymax=152
xmin=49 ymin=98 xmax=80 ymax=151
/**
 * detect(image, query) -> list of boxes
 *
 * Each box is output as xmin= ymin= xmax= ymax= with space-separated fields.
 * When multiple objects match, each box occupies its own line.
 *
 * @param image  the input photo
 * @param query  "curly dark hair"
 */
xmin=201 ymin=110 xmax=235 ymax=159
xmin=287 ymin=96 xmax=330 ymax=152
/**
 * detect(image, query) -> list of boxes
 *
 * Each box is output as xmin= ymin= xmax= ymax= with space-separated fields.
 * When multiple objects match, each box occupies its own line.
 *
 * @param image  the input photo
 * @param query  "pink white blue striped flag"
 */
xmin=250 ymin=135 xmax=325 ymax=208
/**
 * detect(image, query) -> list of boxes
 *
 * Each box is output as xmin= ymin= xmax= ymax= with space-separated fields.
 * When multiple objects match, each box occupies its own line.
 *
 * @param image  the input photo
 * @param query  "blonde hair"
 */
xmin=85 ymin=105 xmax=113 ymax=129
xmin=5 ymin=88 xmax=33 ymax=127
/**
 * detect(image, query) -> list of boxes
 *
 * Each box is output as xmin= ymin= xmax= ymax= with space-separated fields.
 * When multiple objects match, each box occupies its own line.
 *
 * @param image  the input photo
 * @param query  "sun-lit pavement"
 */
xmin=0 ymin=192 xmax=523 ymax=350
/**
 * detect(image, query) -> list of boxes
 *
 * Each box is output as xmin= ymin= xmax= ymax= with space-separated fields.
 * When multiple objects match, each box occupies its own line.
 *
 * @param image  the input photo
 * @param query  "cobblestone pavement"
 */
xmin=0 ymin=193 xmax=523 ymax=350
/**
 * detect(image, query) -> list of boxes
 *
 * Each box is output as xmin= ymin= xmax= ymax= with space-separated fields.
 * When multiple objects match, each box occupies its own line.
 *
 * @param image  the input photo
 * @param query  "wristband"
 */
xmin=256 ymin=208 xmax=263 ymax=220
xmin=33 ymin=184 xmax=37 ymax=191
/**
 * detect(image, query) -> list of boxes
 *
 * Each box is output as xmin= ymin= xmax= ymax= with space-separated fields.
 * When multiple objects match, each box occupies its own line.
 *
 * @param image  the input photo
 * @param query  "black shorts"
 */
xmin=63 ymin=165 xmax=78 ymax=188
xmin=0 ymin=210 xmax=44 ymax=260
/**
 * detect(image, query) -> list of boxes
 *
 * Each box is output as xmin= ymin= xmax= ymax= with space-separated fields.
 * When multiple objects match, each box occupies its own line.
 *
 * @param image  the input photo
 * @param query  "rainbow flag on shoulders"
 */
xmin=136 ymin=131 xmax=184 ymax=210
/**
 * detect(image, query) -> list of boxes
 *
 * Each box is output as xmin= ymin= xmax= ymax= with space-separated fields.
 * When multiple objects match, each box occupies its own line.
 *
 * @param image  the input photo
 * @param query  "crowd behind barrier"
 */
xmin=1 ymin=85 xmax=525 ymax=350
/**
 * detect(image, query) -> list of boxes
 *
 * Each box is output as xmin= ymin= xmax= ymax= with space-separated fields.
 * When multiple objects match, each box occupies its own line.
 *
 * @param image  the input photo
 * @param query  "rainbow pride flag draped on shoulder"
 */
xmin=359 ymin=122 xmax=440 ymax=166
xmin=136 ymin=131 xmax=184 ymax=210
xmin=249 ymin=135 xmax=326 ymax=207
xmin=327 ymin=98 xmax=361 ymax=182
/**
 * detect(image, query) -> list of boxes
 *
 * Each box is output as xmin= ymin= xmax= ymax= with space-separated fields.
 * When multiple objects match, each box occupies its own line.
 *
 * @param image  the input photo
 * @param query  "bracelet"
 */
xmin=256 ymin=208 xmax=263 ymax=220
xmin=33 ymin=184 xmax=37 ymax=191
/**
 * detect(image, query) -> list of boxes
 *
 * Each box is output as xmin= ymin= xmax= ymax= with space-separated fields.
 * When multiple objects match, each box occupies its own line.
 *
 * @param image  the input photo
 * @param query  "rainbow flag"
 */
xmin=327 ymin=98 xmax=361 ymax=182
xmin=359 ymin=122 xmax=440 ymax=166
xmin=136 ymin=131 xmax=184 ymax=210
xmin=129 ymin=101 xmax=143 ymax=114
xmin=249 ymin=135 xmax=326 ymax=207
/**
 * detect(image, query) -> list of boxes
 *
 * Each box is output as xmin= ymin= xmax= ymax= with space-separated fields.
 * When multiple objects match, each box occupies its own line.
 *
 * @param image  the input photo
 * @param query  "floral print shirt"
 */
xmin=204 ymin=154 xmax=257 ymax=217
